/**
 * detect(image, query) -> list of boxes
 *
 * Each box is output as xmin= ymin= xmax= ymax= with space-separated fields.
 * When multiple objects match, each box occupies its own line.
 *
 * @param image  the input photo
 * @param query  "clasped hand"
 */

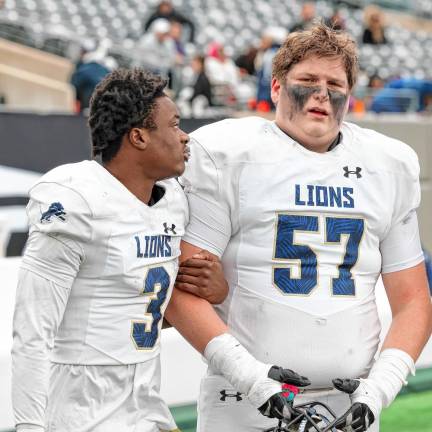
xmin=175 ymin=250 xmax=228 ymax=304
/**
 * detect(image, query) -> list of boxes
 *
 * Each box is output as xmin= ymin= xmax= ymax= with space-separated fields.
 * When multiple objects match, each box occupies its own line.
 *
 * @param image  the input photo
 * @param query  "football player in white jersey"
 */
xmin=166 ymin=24 xmax=432 ymax=431
xmin=12 ymin=69 xmax=195 ymax=432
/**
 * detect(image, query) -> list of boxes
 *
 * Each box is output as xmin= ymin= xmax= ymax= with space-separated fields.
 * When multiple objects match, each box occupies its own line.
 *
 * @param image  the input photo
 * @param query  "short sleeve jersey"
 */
xmin=23 ymin=160 xmax=189 ymax=365
xmin=180 ymin=117 xmax=423 ymax=387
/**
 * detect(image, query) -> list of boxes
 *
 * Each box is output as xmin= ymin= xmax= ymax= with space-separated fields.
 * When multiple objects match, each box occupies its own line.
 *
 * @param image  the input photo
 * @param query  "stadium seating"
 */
xmin=1 ymin=0 xmax=432 ymax=80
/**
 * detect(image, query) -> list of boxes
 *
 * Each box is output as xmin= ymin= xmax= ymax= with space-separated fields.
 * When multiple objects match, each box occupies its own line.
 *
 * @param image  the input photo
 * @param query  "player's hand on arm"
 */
xmin=175 ymin=249 xmax=228 ymax=304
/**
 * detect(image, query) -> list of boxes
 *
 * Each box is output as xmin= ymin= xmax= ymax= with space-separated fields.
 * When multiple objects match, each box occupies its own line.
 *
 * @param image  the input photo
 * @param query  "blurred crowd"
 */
xmin=70 ymin=0 xmax=432 ymax=117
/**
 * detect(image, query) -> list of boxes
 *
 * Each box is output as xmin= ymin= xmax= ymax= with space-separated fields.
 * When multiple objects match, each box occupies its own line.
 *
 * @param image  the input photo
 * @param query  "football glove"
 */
xmin=258 ymin=366 xmax=310 ymax=419
xmin=333 ymin=348 xmax=415 ymax=431
xmin=333 ymin=378 xmax=375 ymax=432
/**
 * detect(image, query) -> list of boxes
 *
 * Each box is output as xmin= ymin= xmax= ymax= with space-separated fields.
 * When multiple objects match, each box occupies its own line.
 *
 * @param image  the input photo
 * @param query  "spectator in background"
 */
xmin=370 ymin=77 xmax=432 ymax=113
xmin=135 ymin=18 xmax=176 ymax=81
xmin=368 ymin=73 xmax=385 ymax=90
xmin=326 ymin=9 xmax=346 ymax=31
xmin=205 ymin=42 xmax=239 ymax=93
xmin=190 ymin=54 xmax=213 ymax=107
xmin=70 ymin=41 xmax=115 ymax=114
xmin=170 ymin=20 xmax=187 ymax=59
xmin=169 ymin=20 xmax=188 ymax=94
xmin=255 ymin=27 xmax=287 ymax=111
xmin=235 ymin=46 xmax=258 ymax=76
xmin=143 ymin=0 xmax=195 ymax=43
xmin=290 ymin=2 xmax=316 ymax=32
xmin=362 ymin=5 xmax=387 ymax=45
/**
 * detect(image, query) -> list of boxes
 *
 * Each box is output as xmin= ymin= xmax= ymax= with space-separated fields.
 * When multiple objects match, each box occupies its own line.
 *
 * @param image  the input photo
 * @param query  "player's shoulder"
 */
xmin=29 ymin=160 xmax=96 ymax=216
xmin=342 ymin=121 xmax=419 ymax=176
xmin=27 ymin=161 xmax=99 ymax=238
xmin=190 ymin=116 xmax=272 ymax=164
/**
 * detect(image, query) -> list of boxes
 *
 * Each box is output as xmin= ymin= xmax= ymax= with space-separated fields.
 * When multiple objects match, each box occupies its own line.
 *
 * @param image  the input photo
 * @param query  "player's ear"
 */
xmin=129 ymin=127 xmax=150 ymax=151
xmin=271 ymin=78 xmax=281 ymax=105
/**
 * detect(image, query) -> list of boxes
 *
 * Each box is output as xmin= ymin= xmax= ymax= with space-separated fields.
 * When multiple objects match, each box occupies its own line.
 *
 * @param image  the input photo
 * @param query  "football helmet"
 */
xmin=264 ymin=401 xmax=341 ymax=432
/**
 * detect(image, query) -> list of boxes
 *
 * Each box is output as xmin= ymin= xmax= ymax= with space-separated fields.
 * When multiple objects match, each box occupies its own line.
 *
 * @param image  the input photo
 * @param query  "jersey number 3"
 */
xmin=273 ymin=214 xmax=364 ymax=296
xmin=132 ymin=266 xmax=170 ymax=350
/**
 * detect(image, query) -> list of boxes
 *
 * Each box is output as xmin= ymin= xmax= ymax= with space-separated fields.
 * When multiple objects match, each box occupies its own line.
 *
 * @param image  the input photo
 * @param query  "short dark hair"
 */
xmin=273 ymin=22 xmax=358 ymax=90
xmin=88 ymin=68 xmax=167 ymax=163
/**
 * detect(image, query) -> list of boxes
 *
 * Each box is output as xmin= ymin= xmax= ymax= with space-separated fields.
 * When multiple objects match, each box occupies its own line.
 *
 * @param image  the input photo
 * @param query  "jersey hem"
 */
xmin=381 ymin=253 xmax=424 ymax=274
xmin=181 ymin=234 xmax=223 ymax=258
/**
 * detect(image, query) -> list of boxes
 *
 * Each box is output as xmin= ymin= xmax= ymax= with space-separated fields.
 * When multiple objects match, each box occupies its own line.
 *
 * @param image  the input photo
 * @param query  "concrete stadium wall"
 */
xmin=0 ymin=38 xmax=73 ymax=82
xmin=0 ymin=39 xmax=75 ymax=112
xmin=0 ymin=112 xmax=431 ymax=252
xmin=348 ymin=114 xmax=432 ymax=251
xmin=0 ymin=64 xmax=74 ymax=113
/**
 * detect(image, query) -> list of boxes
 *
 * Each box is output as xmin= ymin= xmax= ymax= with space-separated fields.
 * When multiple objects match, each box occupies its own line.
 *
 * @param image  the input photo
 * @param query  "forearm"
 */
xmin=12 ymin=270 xmax=70 ymax=430
xmin=381 ymin=297 xmax=432 ymax=361
xmin=165 ymin=287 xmax=227 ymax=353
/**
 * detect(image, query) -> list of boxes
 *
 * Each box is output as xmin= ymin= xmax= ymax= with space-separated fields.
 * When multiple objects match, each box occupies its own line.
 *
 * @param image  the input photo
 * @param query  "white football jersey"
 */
xmin=22 ymin=160 xmax=188 ymax=365
xmin=180 ymin=117 xmax=423 ymax=388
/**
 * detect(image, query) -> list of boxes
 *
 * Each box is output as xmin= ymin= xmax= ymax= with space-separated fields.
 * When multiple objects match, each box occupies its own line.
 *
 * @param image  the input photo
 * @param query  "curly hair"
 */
xmin=88 ymin=68 xmax=167 ymax=162
xmin=272 ymin=22 xmax=358 ymax=90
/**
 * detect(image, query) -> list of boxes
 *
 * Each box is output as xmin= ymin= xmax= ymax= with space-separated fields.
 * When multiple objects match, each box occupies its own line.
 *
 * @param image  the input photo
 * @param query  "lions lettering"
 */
xmin=295 ymin=185 xmax=354 ymax=208
xmin=135 ymin=235 xmax=172 ymax=258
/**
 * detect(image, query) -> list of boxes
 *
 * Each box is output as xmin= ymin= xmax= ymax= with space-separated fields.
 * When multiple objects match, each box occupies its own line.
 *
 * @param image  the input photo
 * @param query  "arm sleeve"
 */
xmin=12 ymin=182 xmax=91 ymax=429
xmin=179 ymin=139 xmax=231 ymax=257
xmin=12 ymin=233 xmax=82 ymax=429
xmin=380 ymin=150 xmax=424 ymax=273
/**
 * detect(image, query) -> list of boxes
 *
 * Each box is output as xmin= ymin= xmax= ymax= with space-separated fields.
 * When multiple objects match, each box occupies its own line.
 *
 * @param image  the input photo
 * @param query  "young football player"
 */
xmin=166 ymin=23 xmax=432 ymax=432
xmin=12 ymin=68 xmax=213 ymax=432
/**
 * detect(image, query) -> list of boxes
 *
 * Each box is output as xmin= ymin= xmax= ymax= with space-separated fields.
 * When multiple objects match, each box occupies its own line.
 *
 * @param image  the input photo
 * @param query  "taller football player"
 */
xmin=12 ymin=68 xmax=213 ymax=432
xmin=166 ymin=23 xmax=432 ymax=432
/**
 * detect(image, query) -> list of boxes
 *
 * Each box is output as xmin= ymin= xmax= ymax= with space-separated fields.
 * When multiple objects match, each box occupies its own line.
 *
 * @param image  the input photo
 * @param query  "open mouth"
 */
xmin=308 ymin=107 xmax=329 ymax=117
xmin=183 ymin=145 xmax=191 ymax=161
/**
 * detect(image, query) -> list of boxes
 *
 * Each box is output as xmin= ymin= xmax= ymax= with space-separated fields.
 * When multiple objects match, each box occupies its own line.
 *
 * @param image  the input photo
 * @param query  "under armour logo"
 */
xmin=343 ymin=166 xmax=362 ymax=178
xmin=163 ymin=222 xmax=176 ymax=234
xmin=220 ymin=390 xmax=243 ymax=401
xmin=40 ymin=202 xmax=67 ymax=223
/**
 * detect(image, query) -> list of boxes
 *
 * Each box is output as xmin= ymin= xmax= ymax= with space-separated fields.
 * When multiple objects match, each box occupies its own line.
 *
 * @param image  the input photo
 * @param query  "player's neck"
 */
xmin=103 ymin=160 xmax=155 ymax=205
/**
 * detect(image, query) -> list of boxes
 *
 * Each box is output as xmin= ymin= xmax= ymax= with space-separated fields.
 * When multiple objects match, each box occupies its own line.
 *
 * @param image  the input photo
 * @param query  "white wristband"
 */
xmin=204 ymin=333 xmax=282 ymax=407
xmin=351 ymin=348 xmax=415 ymax=419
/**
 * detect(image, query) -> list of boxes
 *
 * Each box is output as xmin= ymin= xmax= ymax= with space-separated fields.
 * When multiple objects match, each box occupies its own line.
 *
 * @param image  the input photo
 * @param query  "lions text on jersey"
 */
xmin=180 ymin=117 xmax=423 ymax=388
xmin=12 ymin=160 xmax=188 ymax=431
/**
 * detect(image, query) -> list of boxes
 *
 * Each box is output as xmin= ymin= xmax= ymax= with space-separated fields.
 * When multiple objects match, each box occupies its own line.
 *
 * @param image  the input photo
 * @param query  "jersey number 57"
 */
xmin=273 ymin=213 xmax=364 ymax=296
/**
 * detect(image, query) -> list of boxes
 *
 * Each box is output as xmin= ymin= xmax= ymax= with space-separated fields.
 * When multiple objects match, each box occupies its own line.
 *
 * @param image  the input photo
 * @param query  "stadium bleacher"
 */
xmin=1 ymin=2 xmax=432 ymax=432
xmin=1 ymin=0 xmax=432 ymax=80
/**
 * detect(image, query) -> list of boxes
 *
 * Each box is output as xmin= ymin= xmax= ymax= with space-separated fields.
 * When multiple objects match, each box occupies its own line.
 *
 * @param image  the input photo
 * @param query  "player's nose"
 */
xmin=313 ymin=86 xmax=330 ymax=101
xmin=180 ymin=128 xmax=190 ymax=146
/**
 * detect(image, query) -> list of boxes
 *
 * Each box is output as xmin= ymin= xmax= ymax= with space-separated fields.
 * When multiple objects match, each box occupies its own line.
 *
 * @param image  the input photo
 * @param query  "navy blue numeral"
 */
xmin=273 ymin=214 xmax=363 ymax=296
xmin=132 ymin=266 xmax=170 ymax=349
xmin=274 ymin=214 xmax=319 ymax=295
xmin=326 ymin=217 xmax=364 ymax=295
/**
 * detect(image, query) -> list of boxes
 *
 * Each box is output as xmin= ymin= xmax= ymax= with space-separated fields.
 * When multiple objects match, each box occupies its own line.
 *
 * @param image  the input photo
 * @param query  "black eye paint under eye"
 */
xmin=284 ymin=84 xmax=348 ymax=124
xmin=328 ymin=89 xmax=348 ymax=125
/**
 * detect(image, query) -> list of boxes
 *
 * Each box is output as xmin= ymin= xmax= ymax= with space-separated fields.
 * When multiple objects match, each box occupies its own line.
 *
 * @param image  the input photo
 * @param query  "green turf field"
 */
xmin=171 ymin=367 xmax=432 ymax=432
xmin=381 ymin=390 xmax=432 ymax=432
xmin=172 ymin=395 xmax=432 ymax=432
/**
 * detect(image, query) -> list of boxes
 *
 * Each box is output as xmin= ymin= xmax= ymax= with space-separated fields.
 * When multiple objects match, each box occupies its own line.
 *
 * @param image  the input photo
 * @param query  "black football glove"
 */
xmin=333 ymin=378 xmax=375 ymax=432
xmin=258 ymin=366 xmax=310 ymax=419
